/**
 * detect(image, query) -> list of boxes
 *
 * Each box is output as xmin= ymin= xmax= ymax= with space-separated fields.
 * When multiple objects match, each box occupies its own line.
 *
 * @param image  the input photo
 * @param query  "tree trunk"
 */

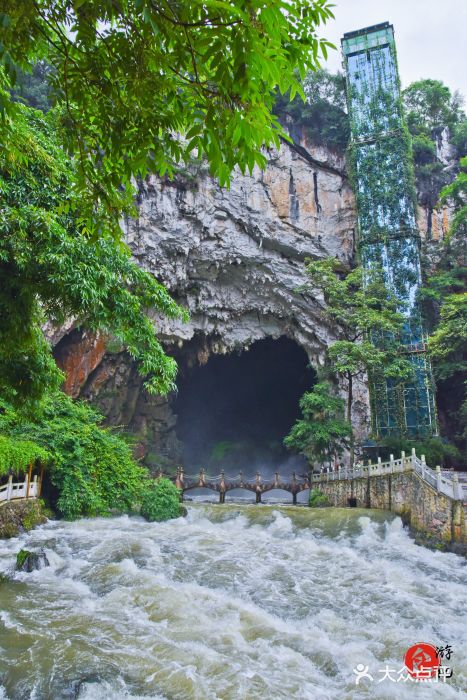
xmin=347 ymin=374 xmax=355 ymax=468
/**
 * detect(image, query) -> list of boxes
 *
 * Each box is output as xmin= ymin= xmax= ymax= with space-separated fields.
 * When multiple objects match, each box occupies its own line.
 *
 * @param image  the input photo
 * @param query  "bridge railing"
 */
xmin=310 ymin=454 xmax=407 ymax=483
xmin=0 ymin=474 xmax=40 ymax=505
xmin=312 ymin=450 xmax=464 ymax=502
xmin=163 ymin=449 xmax=465 ymax=503
xmin=412 ymin=455 xmax=463 ymax=500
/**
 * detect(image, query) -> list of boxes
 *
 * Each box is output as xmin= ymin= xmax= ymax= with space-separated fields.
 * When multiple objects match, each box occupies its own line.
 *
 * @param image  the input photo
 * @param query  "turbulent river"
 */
xmin=0 ymin=504 xmax=466 ymax=700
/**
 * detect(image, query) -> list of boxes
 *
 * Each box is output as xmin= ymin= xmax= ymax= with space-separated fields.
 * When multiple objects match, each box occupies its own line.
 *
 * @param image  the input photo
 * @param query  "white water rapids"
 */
xmin=0 ymin=504 xmax=466 ymax=699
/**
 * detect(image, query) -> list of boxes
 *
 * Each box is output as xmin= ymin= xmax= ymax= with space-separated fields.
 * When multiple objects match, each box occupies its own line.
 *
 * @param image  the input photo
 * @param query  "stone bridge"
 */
xmin=171 ymin=468 xmax=311 ymax=504
xmin=161 ymin=450 xmax=466 ymax=547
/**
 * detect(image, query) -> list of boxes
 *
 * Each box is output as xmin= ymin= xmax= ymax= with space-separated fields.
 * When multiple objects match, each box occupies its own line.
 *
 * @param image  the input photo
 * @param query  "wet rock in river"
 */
xmin=16 ymin=548 xmax=49 ymax=572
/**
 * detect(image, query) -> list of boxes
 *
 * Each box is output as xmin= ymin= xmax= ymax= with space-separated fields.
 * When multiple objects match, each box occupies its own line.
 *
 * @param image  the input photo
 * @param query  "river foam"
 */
xmin=0 ymin=505 xmax=465 ymax=699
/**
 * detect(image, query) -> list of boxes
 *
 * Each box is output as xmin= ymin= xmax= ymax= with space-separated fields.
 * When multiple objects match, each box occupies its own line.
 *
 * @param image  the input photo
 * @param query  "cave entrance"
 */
xmin=173 ymin=337 xmax=315 ymax=475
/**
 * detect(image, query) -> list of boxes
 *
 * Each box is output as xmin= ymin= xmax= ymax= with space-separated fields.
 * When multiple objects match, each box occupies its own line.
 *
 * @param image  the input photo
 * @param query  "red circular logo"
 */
xmin=404 ymin=643 xmax=440 ymax=678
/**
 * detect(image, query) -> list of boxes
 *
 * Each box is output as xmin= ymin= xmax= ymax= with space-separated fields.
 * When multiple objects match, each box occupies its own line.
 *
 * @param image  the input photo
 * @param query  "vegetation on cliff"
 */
xmin=0 ymin=392 xmax=180 ymax=522
xmin=403 ymin=79 xmax=465 ymax=146
xmin=274 ymin=69 xmax=350 ymax=152
xmin=0 ymin=105 xmax=185 ymax=411
xmin=303 ymin=260 xmax=414 ymax=464
xmin=0 ymin=0 xmax=335 ymax=411
xmin=422 ymin=159 xmax=467 ymax=464
xmin=403 ymin=79 xmax=467 ymax=222
xmin=284 ymin=381 xmax=350 ymax=470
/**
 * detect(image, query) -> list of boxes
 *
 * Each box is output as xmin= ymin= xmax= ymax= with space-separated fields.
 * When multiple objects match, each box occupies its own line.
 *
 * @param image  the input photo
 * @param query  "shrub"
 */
xmin=309 ymin=488 xmax=329 ymax=508
xmin=412 ymin=134 xmax=437 ymax=165
xmin=0 ymin=392 xmax=148 ymax=519
xmin=451 ymin=119 xmax=467 ymax=157
xmin=140 ymin=478 xmax=182 ymax=523
xmin=378 ymin=436 xmax=461 ymax=468
xmin=284 ymin=381 xmax=351 ymax=469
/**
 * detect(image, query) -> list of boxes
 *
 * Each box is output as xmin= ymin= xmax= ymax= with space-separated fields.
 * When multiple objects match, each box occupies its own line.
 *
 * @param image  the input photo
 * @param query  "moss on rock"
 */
xmin=0 ymin=500 xmax=50 ymax=539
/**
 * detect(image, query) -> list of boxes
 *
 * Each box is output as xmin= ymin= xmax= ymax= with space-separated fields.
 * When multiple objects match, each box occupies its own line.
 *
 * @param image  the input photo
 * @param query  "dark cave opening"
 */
xmin=173 ymin=337 xmax=316 ymax=475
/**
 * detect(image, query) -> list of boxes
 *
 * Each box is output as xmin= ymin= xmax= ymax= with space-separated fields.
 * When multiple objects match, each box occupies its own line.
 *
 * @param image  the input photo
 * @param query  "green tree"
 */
xmin=0 ymin=105 xmax=186 ymax=410
xmin=403 ymin=79 xmax=463 ymax=135
xmin=274 ymin=69 xmax=349 ymax=151
xmin=402 ymin=79 xmax=466 ymax=220
xmin=0 ymin=0 xmax=335 ymax=237
xmin=451 ymin=120 xmax=467 ymax=158
xmin=428 ymin=288 xmax=466 ymax=463
xmin=304 ymin=259 xmax=413 ymax=465
xmin=440 ymin=155 xmax=467 ymax=241
xmin=284 ymin=381 xmax=351 ymax=470
xmin=9 ymin=60 xmax=52 ymax=112
xmin=420 ymin=158 xmax=466 ymax=461
xmin=427 ymin=157 xmax=466 ymax=378
xmin=0 ymin=0 xmax=334 ymax=405
xmin=0 ymin=392 xmax=150 ymax=519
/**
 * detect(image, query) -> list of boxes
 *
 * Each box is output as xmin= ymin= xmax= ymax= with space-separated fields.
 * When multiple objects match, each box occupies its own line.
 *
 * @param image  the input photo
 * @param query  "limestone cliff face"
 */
xmin=52 ymin=131 xmax=453 ymax=466
xmin=128 ymin=138 xmax=355 ymax=354
xmin=416 ymin=127 xmax=456 ymax=242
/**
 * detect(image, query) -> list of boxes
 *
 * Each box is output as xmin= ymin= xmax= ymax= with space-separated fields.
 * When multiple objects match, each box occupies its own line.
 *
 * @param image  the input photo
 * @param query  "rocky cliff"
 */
xmin=51 ymin=131 xmax=453 ymax=467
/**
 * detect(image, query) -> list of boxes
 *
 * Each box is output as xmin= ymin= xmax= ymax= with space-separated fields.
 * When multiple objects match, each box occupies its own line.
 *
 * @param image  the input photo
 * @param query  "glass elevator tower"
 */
xmin=341 ymin=22 xmax=437 ymax=437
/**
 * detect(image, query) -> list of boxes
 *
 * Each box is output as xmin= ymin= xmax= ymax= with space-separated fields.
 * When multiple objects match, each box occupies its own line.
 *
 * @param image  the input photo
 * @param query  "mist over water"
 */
xmin=173 ymin=338 xmax=314 ymax=474
xmin=0 ymin=505 xmax=466 ymax=699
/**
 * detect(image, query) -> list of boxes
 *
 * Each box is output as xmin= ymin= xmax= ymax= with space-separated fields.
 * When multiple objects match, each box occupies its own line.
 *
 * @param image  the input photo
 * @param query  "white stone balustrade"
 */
xmin=311 ymin=451 xmax=465 ymax=501
xmin=0 ymin=474 xmax=40 ymax=505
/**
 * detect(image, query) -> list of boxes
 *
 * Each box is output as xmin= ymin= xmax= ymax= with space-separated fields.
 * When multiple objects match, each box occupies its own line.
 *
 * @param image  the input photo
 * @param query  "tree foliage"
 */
xmin=304 ymin=259 xmax=414 ymax=463
xmin=274 ymin=69 xmax=349 ymax=151
xmin=403 ymin=79 xmax=464 ymax=135
xmin=403 ymin=79 xmax=466 ymax=213
xmin=378 ymin=436 xmax=461 ymax=469
xmin=0 ymin=392 xmax=150 ymax=519
xmin=9 ymin=60 xmax=52 ymax=112
xmin=0 ymin=435 xmax=50 ymax=478
xmin=0 ymin=104 xmax=186 ymax=409
xmin=284 ymin=381 xmax=351 ymax=469
xmin=440 ymin=155 xmax=467 ymax=241
xmin=0 ymin=0 xmax=335 ymax=238
xmin=425 ymin=159 xmax=466 ymax=380
xmin=420 ymin=157 xmax=466 ymax=462
xmin=429 ymin=293 xmax=467 ymax=377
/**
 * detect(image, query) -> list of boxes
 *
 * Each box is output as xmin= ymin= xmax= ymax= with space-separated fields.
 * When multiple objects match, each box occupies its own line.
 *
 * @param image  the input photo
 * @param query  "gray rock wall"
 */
xmin=72 ymin=138 xmax=370 ymax=463
xmin=55 ymin=131 xmax=454 ymax=465
xmin=315 ymin=471 xmax=465 ymax=544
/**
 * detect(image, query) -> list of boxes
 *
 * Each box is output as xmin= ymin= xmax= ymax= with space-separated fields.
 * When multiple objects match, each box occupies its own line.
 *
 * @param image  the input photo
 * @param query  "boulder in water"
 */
xmin=16 ymin=548 xmax=49 ymax=572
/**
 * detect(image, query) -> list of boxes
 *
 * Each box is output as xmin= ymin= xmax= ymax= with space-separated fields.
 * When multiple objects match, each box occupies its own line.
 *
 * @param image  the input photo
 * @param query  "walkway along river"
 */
xmin=0 ymin=504 xmax=466 ymax=699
